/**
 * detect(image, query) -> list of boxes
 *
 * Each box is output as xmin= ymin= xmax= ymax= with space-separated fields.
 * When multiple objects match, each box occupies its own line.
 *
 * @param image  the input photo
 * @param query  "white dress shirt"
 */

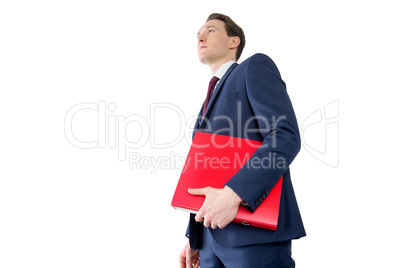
xmin=213 ymin=60 xmax=236 ymax=92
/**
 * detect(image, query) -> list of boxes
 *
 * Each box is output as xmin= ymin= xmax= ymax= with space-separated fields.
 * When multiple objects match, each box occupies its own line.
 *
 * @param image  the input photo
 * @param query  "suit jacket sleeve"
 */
xmin=225 ymin=53 xmax=301 ymax=212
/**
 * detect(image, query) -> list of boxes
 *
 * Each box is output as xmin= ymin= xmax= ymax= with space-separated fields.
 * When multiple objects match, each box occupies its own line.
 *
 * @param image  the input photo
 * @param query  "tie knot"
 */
xmin=209 ymin=76 xmax=220 ymax=88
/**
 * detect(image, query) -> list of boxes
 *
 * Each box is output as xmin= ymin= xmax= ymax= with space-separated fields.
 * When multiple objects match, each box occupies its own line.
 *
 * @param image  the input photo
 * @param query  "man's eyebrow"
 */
xmin=197 ymin=26 xmax=215 ymax=36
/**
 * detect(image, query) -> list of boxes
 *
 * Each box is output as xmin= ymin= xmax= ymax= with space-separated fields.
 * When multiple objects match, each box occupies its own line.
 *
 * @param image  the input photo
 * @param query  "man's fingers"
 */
xmin=179 ymin=251 xmax=186 ymax=268
xmin=186 ymin=248 xmax=192 ymax=268
xmin=179 ymin=243 xmax=188 ymax=268
xmin=185 ymin=247 xmax=199 ymax=268
xmin=218 ymin=221 xmax=229 ymax=229
xmin=191 ymin=187 xmax=210 ymax=223
xmin=191 ymin=187 xmax=235 ymax=230
xmin=194 ymin=209 xmax=205 ymax=223
xmin=203 ymin=220 xmax=211 ymax=228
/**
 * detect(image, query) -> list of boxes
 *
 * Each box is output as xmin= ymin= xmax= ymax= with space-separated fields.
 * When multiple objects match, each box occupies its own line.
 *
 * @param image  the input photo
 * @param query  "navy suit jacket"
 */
xmin=188 ymin=53 xmax=306 ymax=248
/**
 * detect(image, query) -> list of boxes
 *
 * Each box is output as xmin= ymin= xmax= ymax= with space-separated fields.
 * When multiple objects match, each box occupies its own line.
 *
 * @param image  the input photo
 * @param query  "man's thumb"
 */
xmin=188 ymin=187 xmax=206 ymax=196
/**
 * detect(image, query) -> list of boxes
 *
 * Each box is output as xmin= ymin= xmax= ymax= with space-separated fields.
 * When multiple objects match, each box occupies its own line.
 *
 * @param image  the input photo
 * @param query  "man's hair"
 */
xmin=206 ymin=13 xmax=246 ymax=61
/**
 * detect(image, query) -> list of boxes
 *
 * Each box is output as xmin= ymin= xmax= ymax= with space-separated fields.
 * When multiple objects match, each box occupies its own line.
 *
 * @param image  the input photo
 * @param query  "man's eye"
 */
xmin=208 ymin=29 xmax=214 ymax=33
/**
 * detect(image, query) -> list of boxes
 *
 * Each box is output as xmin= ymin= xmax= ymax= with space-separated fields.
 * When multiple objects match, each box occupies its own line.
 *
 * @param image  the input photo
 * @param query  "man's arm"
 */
xmin=225 ymin=53 xmax=301 ymax=212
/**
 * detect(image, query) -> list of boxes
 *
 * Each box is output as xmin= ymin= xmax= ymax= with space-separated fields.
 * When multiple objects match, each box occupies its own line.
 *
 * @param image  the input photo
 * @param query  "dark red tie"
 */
xmin=202 ymin=76 xmax=220 ymax=116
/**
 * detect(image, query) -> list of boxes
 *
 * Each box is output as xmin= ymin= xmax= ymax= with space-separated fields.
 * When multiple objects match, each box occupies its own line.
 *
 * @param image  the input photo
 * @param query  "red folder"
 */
xmin=171 ymin=131 xmax=283 ymax=230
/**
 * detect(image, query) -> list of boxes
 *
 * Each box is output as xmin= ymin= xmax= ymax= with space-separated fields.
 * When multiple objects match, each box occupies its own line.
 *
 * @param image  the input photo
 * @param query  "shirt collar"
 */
xmin=214 ymin=60 xmax=236 ymax=80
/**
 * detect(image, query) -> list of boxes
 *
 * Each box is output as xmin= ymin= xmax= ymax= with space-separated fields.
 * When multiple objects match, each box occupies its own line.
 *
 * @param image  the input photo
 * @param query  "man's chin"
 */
xmin=198 ymin=53 xmax=209 ymax=64
xmin=199 ymin=57 xmax=212 ymax=66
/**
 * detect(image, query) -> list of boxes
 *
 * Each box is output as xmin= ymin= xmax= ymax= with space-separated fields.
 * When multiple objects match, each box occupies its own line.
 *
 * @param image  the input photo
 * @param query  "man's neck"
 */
xmin=209 ymin=56 xmax=236 ymax=75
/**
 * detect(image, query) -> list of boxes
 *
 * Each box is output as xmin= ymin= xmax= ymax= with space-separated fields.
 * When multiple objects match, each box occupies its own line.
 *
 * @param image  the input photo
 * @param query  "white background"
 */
xmin=1 ymin=0 xmax=401 ymax=267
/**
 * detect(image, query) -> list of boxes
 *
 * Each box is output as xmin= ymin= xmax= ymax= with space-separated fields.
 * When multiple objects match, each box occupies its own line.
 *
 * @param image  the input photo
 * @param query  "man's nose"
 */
xmin=198 ymin=33 xmax=205 ymax=43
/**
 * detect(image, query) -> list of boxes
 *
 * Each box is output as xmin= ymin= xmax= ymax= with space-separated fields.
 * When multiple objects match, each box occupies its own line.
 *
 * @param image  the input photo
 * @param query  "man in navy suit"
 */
xmin=179 ymin=13 xmax=305 ymax=268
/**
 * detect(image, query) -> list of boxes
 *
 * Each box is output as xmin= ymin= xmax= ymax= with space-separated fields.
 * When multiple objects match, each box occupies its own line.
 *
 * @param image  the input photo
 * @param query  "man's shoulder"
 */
xmin=240 ymin=53 xmax=275 ymax=66
xmin=237 ymin=53 xmax=280 ymax=78
xmin=228 ymin=53 xmax=279 ymax=80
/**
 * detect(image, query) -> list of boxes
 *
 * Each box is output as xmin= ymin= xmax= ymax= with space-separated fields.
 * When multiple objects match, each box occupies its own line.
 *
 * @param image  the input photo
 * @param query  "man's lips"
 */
xmin=198 ymin=45 xmax=207 ymax=50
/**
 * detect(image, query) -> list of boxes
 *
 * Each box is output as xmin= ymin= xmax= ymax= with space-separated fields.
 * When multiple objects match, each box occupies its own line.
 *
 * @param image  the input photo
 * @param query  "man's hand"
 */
xmin=188 ymin=186 xmax=243 ymax=229
xmin=179 ymin=241 xmax=199 ymax=268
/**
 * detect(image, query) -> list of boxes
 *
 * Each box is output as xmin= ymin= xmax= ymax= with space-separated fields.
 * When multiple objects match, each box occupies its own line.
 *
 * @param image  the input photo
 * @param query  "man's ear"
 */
xmin=230 ymin=36 xmax=241 ymax=49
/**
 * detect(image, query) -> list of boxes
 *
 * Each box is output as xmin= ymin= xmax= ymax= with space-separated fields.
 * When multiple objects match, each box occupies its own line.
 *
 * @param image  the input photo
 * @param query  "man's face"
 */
xmin=197 ymin=19 xmax=234 ymax=65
